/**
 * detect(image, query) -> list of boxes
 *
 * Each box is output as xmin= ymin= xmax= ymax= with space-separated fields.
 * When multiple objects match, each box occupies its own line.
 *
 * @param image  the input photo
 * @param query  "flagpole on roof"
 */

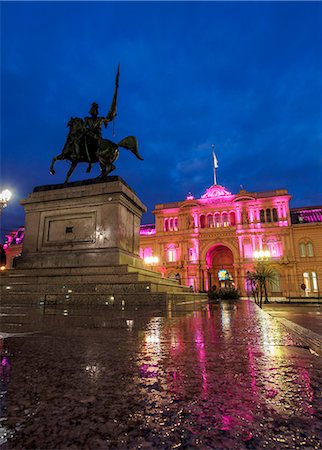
xmin=212 ymin=144 xmax=218 ymax=185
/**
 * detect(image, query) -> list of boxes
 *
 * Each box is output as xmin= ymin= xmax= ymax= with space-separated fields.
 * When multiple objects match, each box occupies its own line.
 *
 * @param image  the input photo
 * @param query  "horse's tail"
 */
xmin=118 ymin=136 xmax=143 ymax=160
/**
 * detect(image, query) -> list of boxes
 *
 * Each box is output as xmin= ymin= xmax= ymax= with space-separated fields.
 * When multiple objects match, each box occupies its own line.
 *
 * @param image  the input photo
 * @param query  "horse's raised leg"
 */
xmin=64 ymin=161 xmax=77 ymax=184
xmin=50 ymin=156 xmax=59 ymax=175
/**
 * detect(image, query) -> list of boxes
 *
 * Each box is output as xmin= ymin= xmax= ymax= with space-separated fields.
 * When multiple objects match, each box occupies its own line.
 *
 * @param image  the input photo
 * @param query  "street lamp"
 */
xmin=144 ymin=256 xmax=159 ymax=271
xmin=253 ymin=250 xmax=271 ymax=260
xmin=0 ymin=189 xmax=12 ymax=213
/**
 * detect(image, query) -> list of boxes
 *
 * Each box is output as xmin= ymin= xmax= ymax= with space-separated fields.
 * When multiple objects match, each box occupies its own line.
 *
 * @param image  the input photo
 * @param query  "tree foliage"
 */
xmin=246 ymin=264 xmax=277 ymax=307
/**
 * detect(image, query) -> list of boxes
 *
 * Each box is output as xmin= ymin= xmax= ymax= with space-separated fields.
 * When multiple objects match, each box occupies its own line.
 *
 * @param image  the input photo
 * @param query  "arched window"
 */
xmin=303 ymin=272 xmax=318 ymax=293
xmin=269 ymin=271 xmax=281 ymax=293
xmin=169 ymin=218 xmax=173 ymax=231
xmin=266 ymin=209 xmax=272 ymax=223
xmin=200 ymin=215 xmax=206 ymax=228
xmin=260 ymin=209 xmax=265 ymax=223
xmin=299 ymin=241 xmax=314 ymax=257
xmin=188 ymin=247 xmax=196 ymax=261
xmin=207 ymin=214 xmax=213 ymax=228
xmin=307 ymin=242 xmax=314 ymax=257
xmin=214 ymin=213 xmax=221 ymax=228
xmin=229 ymin=212 xmax=236 ymax=226
xmin=222 ymin=213 xmax=229 ymax=227
xmin=299 ymin=242 xmax=306 ymax=257
xmin=174 ymin=217 xmax=178 ymax=231
xmin=272 ymin=208 xmax=278 ymax=222
xmin=164 ymin=218 xmax=169 ymax=232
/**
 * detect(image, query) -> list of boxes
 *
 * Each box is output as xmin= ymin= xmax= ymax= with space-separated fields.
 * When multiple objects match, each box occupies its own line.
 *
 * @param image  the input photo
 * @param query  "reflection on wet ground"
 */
xmin=263 ymin=304 xmax=322 ymax=336
xmin=0 ymin=300 xmax=321 ymax=449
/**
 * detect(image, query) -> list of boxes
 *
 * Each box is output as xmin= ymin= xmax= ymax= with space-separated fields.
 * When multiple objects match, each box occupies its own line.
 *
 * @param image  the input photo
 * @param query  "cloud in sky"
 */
xmin=1 ymin=1 xmax=321 ymax=237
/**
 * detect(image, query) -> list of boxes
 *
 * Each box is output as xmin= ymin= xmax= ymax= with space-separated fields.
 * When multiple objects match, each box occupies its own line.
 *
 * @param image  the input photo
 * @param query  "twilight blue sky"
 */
xmin=1 ymin=1 xmax=322 ymax=240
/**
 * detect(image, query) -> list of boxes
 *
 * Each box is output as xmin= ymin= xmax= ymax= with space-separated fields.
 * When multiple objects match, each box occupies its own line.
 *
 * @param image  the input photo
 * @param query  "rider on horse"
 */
xmin=83 ymin=102 xmax=112 ymax=162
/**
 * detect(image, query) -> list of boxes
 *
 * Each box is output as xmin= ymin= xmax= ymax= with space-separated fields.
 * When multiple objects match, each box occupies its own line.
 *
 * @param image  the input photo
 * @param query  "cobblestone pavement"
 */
xmin=0 ymin=299 xmax=321 ymax=449
xmin=262 ymin=303 xmax=322 ymax=336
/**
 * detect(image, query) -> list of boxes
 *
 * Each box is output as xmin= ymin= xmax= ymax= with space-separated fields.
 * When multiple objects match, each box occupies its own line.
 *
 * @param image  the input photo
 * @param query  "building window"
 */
xmin=164 ymin=218 xmax=168 ymax=232
xmin=174 ymin=217 xmax=178 ymax=231
xmin=206 ymin=214 xmax=213 ymax=228
xmin=243 ymin=244 xmax=253 ymax=259
xmin=307 ymin=242 xmax=314 ymax=257
xmin=214 ymin=213 xmax=221 ymax=228
xmin=299 ymin=241 xmax=314 ymax=257
xmin=222 ymin=213 xmax=229 ymax=227
xmin=169 ymin=218 xmax=173 ymax=231
xmin=260 ymin=209 xmax=265 ymax=223
xmin=229 ymin=212 xmax=236 ymax=226
xmin=200 ymin=215 xmax=206 ymax=228
xmin=267 ymin=240 xmax=279 ymax=257
xmin=143 ymin=247 xmax=152 ymax=258
xmin=272 ymin=208 xmax=278 ymax=222
xmin=303 ymin=272 xmax=318 ymax=293
xmin=266 ymin=209 xmax=272 ymax=223
xmin=299 ymin=242 xmax=306 ymax=257
xmin=167 ymin=245 xmax=177 ymax=262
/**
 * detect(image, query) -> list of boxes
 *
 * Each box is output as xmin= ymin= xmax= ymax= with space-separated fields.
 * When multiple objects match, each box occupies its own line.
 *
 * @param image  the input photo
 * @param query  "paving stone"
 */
xmin=0 ymin=300 xmax=321 ymax=449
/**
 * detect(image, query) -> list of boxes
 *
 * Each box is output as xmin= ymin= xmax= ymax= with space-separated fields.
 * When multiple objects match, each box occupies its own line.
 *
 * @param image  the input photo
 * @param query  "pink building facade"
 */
xmin=140 ymin=183 xmax=322 ymax=298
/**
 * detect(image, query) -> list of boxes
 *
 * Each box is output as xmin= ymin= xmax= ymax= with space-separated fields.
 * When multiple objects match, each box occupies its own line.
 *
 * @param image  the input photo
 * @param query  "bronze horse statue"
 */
xmin=49 ymin=117 xmax=143 ymax=183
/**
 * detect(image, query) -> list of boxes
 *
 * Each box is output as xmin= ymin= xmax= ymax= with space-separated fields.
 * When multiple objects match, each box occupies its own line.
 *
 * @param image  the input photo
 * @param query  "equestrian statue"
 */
xmin=50 ymin=65 xmax=143 ymax=183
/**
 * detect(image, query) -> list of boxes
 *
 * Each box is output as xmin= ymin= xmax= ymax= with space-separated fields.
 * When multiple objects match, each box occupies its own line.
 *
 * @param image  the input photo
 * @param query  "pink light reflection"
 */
xmin=221 ymin=415 xmax=233 ymax=431
xmin=194 ymin=325 xmax=208 ymax=394
xmin=297 ymin=367 xmax=315 ymax=415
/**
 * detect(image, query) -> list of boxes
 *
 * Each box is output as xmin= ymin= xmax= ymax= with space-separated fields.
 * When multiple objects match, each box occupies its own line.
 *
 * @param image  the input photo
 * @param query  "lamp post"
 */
xmin=0 ymin=189 xmax=12 ymax=214
xmin=144 ymin=256 xmax=159 ymax=271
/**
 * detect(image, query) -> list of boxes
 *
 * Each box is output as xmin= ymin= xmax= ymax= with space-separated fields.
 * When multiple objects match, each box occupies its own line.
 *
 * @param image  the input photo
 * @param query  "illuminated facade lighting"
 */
xmin=253 ymin=250 xmax=271 ymax=260
xmin=144 ymin=256 xmax=159 ymax=265
xmin=0 ymin=189 xmax=12 ymax=213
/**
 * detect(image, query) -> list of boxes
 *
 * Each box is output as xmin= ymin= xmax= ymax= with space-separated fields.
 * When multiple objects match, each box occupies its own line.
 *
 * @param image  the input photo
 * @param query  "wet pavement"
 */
xmin=0 ymin=299 xmax=321 ymax=449
xmin=262 ymin=303 xmax=322 ymax=336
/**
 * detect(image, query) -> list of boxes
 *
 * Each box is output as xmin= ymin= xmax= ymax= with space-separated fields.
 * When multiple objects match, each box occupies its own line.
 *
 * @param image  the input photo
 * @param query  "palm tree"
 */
xmin=247 ymin=264 xmax=277 ymax=308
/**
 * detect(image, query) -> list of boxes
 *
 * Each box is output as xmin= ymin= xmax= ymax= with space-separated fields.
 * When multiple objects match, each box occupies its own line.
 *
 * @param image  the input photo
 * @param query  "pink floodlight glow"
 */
xmin=201 ymin=184 xmax=232 ymax=199
xmin=140 ymin=225 xmax=156 ymax=236
xmin=186 ymin=192 xmax=194 ymax=200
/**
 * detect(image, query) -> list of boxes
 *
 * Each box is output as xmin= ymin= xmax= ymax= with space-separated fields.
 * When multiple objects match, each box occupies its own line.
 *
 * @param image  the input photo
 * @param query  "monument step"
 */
xmin=1 ymin=272 xmax=147 ymax=286
xmin=0 ymin=291 xmax=166 ymax=306
xmin=0 ymin=279 xmax=188 ymax=296
xmin=1 ymin=265 xmax=186 ymax=287
xmin=1 ymin=281 xmax=152 ymax=294
xmin=2 ymin=264 xmax=134 ymax=277
xmin=0 ymin=290 xmax=207 ymax=307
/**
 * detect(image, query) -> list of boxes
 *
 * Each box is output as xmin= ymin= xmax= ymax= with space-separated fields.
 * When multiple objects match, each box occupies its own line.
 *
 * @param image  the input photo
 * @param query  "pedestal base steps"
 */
xmin=1 ymin=178 xmax=208 ymax=307
xmin=0 ymin=264 xmax=208 ymax=307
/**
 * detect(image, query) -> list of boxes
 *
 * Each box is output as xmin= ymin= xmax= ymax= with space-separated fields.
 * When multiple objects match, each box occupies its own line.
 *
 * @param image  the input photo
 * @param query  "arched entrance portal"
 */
xmin=206 ymin=245 xmax=234 ymax=290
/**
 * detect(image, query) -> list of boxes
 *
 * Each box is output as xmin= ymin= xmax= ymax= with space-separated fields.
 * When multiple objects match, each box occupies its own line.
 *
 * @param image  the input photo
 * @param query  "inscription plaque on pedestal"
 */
xmin=16 ymin=177 xmax=146 ymax=269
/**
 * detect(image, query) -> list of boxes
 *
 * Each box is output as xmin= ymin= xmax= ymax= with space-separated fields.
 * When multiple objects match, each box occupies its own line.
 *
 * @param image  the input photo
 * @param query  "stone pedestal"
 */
xmin=16 ymin=177 xmax=146 ymax=269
